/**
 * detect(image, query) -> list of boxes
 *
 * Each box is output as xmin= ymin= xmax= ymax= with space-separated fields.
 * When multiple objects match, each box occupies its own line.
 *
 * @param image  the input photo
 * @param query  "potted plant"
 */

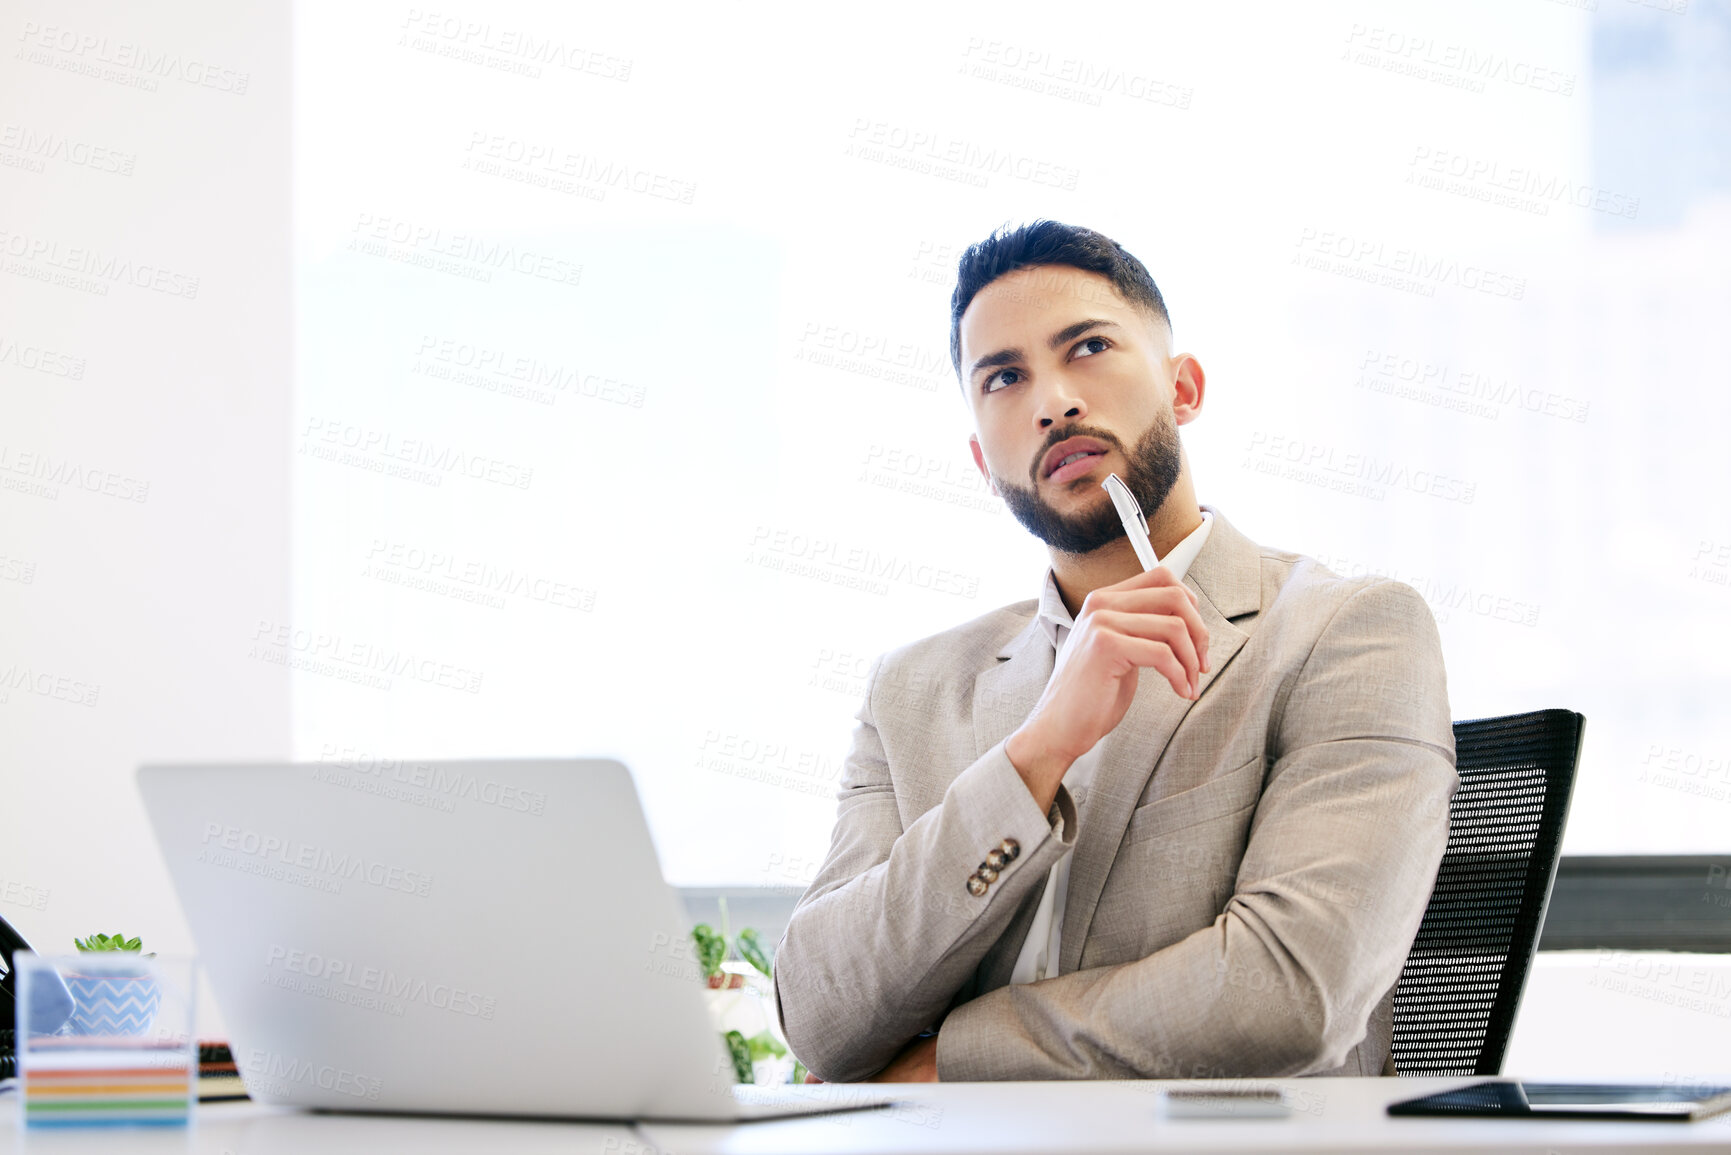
xmin=691 ymin=901 xmax=802 ymax=1084
xmin=64 ymin=933 xmax=160 ymax=1036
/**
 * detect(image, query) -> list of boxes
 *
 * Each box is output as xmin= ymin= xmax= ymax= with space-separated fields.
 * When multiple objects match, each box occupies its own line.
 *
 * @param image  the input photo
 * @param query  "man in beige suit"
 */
xmin=773 ymin=221 xmax=1456 ymax=1083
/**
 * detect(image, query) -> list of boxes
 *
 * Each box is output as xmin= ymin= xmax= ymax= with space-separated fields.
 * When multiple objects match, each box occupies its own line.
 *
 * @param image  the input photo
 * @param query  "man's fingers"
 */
xmin=1118 ymin=563 xmax=1186 ymax=586
xmin=1100 ymin=612 xmax=1197 ymax=696
xmin=1119 ymin=563 xmax=1199 ymax=606
xmin=1115 ymin=636 xmax=1194 ymax=699
xmin=1091 ymin=591 xmax=1210 ymax=677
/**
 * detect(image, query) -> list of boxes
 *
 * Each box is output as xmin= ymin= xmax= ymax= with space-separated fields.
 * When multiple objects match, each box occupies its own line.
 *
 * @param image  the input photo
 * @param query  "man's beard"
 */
xmin=996 ymin=415 xmax=1182 ymax=556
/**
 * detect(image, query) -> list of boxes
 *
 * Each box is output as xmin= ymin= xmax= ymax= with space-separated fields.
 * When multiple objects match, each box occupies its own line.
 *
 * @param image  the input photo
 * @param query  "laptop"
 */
xmin=137 ymin=758 xmax=896 ymax=1122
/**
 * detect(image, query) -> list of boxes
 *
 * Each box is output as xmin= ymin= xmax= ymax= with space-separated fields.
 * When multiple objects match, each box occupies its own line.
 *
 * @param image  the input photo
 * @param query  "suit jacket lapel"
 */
xmin=1057 ymin=505 xmax=1263 ymax=974
xmin=972 ymin=612 xmax=1053 ymax=761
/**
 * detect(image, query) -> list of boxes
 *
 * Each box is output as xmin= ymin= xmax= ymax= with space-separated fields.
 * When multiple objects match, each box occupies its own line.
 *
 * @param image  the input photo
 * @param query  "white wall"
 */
xmin=1509 ymin=953 xmax=1731 ymax=1081
xmin=0 ymin=1 xmax=291 ymax=964
xmin=290 ymin=0 xmax=1730 ymax=886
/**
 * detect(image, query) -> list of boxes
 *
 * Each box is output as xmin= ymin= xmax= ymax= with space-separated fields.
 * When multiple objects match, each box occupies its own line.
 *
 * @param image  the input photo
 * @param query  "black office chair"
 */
xmin=1390 ymin=708 xmax=1584 ymax=1076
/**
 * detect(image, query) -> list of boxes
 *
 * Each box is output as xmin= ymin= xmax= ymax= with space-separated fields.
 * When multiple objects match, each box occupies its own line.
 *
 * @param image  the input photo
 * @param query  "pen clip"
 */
xmin=1101 ymin=473 xmax=1160 ymax=572
xmin=1101 ymin=473 xmax=1148 ymax=535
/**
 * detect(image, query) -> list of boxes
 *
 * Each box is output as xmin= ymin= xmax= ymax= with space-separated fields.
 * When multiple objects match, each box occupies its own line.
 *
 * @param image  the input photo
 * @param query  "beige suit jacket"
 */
xmin=773 ymin=505 xmax=1457 ymax=1082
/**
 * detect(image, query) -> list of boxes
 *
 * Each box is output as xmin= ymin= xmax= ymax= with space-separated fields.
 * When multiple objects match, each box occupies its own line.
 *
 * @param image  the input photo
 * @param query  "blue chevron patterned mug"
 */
xmin=64 ymin=971 xmax=163 ymax=1035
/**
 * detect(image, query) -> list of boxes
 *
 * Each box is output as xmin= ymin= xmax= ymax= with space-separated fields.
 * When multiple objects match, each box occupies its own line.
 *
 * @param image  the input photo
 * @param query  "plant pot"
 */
xmin=64 ymin=972 xmax=162 ymax=1036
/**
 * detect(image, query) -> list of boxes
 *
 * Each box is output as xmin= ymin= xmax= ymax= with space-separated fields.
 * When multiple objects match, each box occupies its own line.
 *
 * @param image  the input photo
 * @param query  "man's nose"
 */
xmin=1033 ymin=375 xmax=1085 ymax=428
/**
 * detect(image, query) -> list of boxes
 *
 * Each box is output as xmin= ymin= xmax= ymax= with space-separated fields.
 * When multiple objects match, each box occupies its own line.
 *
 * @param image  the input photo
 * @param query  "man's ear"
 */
xmin=968 ymin=435 xmax=998 ymax=496
xmin=1171 ymin=355 xmax=1206 ymax=426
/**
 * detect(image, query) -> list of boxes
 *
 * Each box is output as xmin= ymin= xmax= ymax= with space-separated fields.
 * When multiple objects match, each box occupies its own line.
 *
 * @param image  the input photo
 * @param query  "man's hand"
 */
xmin=866 ymin=1034 xmax=940 ymax=1083
xmin=1006 ymin=565 xmax=1209 ymax=813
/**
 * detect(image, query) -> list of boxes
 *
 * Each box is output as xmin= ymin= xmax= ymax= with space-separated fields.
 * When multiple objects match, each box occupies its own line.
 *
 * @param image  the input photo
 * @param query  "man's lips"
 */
xmin=1040 ymin=436 xmax=1111 ymax=481
xmin=1048 ymin=451 xmax=1106 ymax=483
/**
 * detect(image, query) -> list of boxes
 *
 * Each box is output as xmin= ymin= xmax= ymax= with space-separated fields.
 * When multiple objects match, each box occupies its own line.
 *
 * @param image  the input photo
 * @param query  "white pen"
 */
xmin=1101 ymin=473 xmax=1160 ymax=572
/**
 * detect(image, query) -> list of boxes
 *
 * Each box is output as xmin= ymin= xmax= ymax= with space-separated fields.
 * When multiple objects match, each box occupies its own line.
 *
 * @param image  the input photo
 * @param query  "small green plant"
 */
xmin=746 ymin=1030 xmax=787 ymax=1063
xmin=696 ymin=899 xmax=790 ymax=1084
xmin=721 ymin=1028 xmax=788 ymax=1084
xmin=73 ymin=933 xmax=153 ymax=956
xmin=689 ymin=898 xmax=772 ymax=983
xmin=722 ymin=1029 xmax=752 ymax=1083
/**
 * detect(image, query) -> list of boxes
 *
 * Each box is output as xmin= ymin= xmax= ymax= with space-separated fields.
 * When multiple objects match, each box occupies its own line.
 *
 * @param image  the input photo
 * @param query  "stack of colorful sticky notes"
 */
xmin=23 ymin=1038 xmax=192 ymax=1127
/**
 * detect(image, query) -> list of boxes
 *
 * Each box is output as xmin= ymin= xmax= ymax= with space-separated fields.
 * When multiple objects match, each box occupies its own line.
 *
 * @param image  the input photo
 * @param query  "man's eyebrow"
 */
xmin=1047 ymin=318 xmax=1118 ymax=349
xmin=969 ymin=346 xmax=1024 ymax=381
xmin=968 ymin=319 xmax=1122 ymax=384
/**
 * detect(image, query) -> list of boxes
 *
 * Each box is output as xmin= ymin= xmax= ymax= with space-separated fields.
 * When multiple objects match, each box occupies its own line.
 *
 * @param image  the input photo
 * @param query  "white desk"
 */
xmin=0 ymin=1099 xmax=636 ymax=1154
xmin=5 ymin=1078 xmax=1731 ymax=1153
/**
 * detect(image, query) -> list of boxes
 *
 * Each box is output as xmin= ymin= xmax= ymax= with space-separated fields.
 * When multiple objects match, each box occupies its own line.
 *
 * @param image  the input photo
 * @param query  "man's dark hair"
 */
xmin=949 ymin=220 xmax=1171 ymax=377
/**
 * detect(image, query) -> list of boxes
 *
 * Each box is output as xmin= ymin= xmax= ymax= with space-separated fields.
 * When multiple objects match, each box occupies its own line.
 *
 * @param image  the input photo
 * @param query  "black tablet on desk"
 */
xmin=1389 ymin=1081 xmax=1731 ymax=1122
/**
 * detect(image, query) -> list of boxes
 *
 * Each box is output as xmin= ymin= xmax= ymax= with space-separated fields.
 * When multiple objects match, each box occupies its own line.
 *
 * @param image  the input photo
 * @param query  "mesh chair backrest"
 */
xmin=1390 ymin=708 xmax=1583 ymax=1077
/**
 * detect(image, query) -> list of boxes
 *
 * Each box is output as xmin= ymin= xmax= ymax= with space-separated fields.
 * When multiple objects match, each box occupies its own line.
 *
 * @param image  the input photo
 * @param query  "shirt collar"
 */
xmin=1036 ymin=509 xmax=1214 ymax=649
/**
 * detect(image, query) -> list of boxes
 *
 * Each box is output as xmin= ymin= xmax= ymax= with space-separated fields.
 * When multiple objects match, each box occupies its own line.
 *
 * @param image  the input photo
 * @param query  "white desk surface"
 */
xmin=5 ymin=1078 xmax=1731 ymax=1154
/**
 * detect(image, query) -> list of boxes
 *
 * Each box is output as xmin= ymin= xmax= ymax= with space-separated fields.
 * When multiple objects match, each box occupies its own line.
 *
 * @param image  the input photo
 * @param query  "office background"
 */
xmin=3 ymin=0 xmax=1728 ymax=1072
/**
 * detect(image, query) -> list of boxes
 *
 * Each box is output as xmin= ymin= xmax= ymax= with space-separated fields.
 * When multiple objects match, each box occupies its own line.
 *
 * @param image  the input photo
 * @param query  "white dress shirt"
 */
xmin=1008 ymin=509 xmax=1215 ymax=985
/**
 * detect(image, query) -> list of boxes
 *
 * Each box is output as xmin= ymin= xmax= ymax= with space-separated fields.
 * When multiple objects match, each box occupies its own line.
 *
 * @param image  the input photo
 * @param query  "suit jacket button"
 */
xmin=984 ymin=849 xmax=1007 ymax=870
xmin=999 ymin=838 xmax=1021 ymax=861
xmin=976 ymin=864 xmax=999 ymax=884
xmin=966 ymin=874 xmax=989 ymax=897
